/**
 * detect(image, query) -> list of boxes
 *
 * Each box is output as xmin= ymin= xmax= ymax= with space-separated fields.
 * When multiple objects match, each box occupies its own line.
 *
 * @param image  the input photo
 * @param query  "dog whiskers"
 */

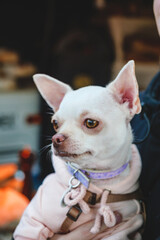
xmin=43 ymin=135 xmax=52 ymax=141
xmin=40 ymin=144 xmax=52 ymax=154
xmin=46 ymin=111 xmax=54 ymax=116
xmin=46 ymin=149 xmax=53 ymax=161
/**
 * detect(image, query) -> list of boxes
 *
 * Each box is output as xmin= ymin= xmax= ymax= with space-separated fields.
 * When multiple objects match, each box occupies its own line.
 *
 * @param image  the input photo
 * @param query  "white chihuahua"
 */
xmin=14 ymin=60 xmax=144 ymax=240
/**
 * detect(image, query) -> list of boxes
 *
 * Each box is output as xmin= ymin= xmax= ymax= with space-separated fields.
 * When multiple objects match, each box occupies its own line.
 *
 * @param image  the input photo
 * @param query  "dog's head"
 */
xmin=33 ymin=60 xmax=141 ymax=169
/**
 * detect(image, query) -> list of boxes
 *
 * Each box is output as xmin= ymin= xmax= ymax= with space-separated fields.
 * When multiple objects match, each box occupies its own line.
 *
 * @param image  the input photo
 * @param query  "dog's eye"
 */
xmin=84 ymin=119 xmax=99 ymax=129
xmin=53 ymin=119 xmax=59 ymax=130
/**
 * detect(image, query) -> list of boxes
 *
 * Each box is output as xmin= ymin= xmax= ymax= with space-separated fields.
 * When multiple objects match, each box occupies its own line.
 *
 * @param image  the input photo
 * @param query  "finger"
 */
xmin=101 ymin=214 xmax=143 ymax=240
xmin=51 ymin=211 xmax=122 ymax=240
xmin=51 ymin=220 xmax=96 ymax=240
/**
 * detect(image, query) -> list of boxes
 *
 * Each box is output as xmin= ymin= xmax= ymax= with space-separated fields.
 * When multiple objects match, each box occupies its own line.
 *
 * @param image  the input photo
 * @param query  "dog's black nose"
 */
xmin=52 ymin=134 xmax=66 ymax=146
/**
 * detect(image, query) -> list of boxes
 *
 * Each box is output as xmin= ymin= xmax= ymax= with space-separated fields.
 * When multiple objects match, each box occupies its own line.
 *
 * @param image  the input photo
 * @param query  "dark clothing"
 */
xmin=131 ymin=72 xmax=160 ymax=240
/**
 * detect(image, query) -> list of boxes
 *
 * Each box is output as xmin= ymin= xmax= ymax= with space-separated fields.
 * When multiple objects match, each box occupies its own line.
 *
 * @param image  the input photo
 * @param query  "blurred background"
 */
xmin=0 ymin=0 xmax=159 ymax=239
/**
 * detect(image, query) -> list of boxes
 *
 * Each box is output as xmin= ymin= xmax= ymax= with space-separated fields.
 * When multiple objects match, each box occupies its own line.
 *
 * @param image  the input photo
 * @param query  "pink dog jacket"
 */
xmin=13 ymin=144 xmax=143 ymax=240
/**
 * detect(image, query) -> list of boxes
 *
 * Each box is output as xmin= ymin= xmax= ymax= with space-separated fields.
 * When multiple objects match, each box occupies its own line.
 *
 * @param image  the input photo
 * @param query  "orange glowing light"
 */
xmin=21 ymin=148 xmax=31 ymax=159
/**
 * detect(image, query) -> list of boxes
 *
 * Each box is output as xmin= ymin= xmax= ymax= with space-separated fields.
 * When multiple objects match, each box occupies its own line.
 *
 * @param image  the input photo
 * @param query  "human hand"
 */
xmin=50 ymin=219 xmax=97 ymax=240
xmin=50 ymin=211 xmax=122 ymax=240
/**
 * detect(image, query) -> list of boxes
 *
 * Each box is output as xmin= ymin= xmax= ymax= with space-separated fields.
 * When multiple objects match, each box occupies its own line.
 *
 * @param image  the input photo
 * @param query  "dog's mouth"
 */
xmin=54 ymin=150 xmax=92 ymax=158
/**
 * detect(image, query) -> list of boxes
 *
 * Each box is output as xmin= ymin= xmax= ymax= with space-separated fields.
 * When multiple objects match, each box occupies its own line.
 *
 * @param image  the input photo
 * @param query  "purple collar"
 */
xmin=67 ymin=162 xmax=129 ymax=188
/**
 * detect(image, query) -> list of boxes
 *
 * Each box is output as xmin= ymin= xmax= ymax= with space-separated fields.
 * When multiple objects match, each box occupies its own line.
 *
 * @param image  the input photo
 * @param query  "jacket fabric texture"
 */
xmin=14 ymin=145 xmax=142 ymax=240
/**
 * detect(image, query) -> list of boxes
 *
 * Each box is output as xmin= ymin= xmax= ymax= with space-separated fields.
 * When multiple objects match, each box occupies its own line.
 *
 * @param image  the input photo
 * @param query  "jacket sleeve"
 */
xmin=13 ymin=185 xmax=54 ymax=240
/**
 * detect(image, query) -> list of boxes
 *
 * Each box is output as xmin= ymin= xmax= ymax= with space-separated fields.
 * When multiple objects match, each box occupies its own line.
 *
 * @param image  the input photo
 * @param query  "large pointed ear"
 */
xmin=108 ymin=60 xmax=141 ymax=119
xmin=33 ymin=74 xmax=72 ymax=112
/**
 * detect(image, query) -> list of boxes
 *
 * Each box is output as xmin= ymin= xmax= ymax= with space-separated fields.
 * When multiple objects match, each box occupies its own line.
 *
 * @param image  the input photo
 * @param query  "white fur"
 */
xmin=14 ymin=60 xmax=143 ymax=240
xmin=33 ymin=60 xmax=141 ymax=181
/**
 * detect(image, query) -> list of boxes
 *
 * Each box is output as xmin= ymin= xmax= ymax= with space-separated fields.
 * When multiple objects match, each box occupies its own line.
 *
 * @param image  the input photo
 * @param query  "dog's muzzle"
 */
xmin=52 ymin=133 xmax=67 ymax=148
